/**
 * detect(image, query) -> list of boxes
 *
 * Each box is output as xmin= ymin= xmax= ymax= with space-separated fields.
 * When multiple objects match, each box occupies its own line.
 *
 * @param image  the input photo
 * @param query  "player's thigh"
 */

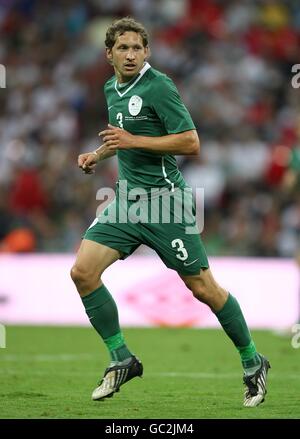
xmin=141 ymin=188 xmax=208 ymax=275
xmin=73 ymin=239 xmax=121 ymax=279
xmin=83 ymin=197 xmax=142 ymax=260
xmin=141 ymin=221 xmax=209 ymax=276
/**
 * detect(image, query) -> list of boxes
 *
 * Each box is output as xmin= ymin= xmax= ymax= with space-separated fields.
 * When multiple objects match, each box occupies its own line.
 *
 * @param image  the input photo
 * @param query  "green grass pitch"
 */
xmin=0 ymin=326 xmax=299 ymax=419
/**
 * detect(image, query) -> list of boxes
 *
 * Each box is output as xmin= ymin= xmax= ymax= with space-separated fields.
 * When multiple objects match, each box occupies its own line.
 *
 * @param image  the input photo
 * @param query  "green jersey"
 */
xmin=104 ymin=62 xmax=195 ymax=193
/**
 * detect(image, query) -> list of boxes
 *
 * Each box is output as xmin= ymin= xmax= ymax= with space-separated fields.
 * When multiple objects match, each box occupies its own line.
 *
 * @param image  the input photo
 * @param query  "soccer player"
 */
xmin=71 ymin=17 xmax=270 ymax=407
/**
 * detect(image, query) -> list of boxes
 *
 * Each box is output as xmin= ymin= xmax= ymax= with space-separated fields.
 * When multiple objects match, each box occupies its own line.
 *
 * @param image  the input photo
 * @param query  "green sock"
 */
xmin=81 ymin=284 xmax=132 ymax=362
xmin=215 ymin=293 xmax=261 ymax=373
xmin=104 ymin=332 xmax=132 ymax=362
xmin=238 ymin=340 xmax=261 ymax=375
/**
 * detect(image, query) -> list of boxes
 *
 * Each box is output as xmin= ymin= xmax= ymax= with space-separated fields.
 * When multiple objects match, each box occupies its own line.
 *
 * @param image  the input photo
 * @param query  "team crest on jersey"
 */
xmin=128 ymin=95 xmax=143 ymax=116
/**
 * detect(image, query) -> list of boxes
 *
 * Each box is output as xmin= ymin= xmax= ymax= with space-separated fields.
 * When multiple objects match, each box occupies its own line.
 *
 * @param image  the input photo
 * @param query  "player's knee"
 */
xmin=183 ymin=277 xmax=215 ymax=306
xmin=184 ymin=277 xmax=206 ymax=299
xmin=188 ymin=281 xmax=227 ymax=310
xmin=191 ymin=285 xmax=211 ymax=304
xmin=70 ymin=264 xmax=83 ymax=285
xmin=70 ymin=264 xmax=93 ymax=288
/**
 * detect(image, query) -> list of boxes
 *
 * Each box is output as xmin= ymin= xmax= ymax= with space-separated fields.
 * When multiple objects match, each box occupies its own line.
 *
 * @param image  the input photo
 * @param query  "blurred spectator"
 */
xmin=0 ymin=0 xmax=299 ymax=257
xmin=0 ymin=227 xmax=36 ymax=252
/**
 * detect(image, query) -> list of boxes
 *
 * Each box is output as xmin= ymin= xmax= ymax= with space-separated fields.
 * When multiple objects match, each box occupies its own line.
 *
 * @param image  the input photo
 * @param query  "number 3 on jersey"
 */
xmin=117 ymin=112 xmax=123 ymax=129
xmin=171 ymin=238 xmax=188 ymax=261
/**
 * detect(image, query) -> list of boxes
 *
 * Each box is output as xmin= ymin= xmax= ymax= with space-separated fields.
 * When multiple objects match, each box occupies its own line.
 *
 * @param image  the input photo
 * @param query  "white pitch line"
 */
xmin=148 ymin=372 xmax=300 ymax=380
xmin=150 ymin=372 xmax=241 ymax=379
xmin=0 ymin=364 xmax=299 ymax=380
xmin=1 ymin=355 xmax=299 ymax=380
xmin=0 ymin=353 xmax=95 ymax=362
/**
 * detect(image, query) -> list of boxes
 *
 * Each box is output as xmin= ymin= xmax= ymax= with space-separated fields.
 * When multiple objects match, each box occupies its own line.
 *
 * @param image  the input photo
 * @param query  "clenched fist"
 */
xmin=78 ymin=151 xmax=98 ymax=174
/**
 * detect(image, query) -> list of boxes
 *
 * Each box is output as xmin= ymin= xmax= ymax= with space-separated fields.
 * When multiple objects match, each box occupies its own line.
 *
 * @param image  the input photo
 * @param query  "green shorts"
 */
xmin=83 ymin=188 xmax=209 ymax=276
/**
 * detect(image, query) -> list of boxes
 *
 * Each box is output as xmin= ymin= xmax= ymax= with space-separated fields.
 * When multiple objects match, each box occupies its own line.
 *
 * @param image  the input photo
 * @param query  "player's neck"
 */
xmin=116 ymin=75 xmax=135 ymax=86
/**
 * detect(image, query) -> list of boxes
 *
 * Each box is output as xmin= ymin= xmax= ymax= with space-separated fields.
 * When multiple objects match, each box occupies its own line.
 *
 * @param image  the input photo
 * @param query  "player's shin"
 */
xmin=215 ymin=293 xmax=261 ymax=374
xmin=81 ymin=284 xmax=133 ymax=362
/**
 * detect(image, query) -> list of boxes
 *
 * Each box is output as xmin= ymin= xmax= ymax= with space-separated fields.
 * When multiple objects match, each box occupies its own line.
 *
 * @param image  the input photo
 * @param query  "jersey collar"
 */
xmin=114 ymin=62 xmax=151 ymax=98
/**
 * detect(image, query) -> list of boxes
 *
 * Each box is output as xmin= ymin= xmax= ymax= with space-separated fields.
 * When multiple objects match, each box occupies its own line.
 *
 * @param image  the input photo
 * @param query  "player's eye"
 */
xmin=117 ymin=45 xmax=143 ymax=52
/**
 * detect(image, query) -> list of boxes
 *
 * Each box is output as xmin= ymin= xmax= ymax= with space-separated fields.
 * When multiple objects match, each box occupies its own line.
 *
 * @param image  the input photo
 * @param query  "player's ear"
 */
xmin=106 ymin=48 xmax=113 ymax=65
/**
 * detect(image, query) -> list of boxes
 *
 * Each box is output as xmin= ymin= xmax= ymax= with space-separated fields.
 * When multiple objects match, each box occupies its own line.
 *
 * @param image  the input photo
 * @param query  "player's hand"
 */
xmin=98 ymin=124 xmax=135 ymax=150
xmin=78 ymin=151 xmax=98 ymax=174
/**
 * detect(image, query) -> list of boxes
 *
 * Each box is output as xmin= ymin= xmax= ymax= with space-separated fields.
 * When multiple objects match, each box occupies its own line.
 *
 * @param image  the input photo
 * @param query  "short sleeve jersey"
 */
xmin=104 ymin=63 xmax=195 ymax=192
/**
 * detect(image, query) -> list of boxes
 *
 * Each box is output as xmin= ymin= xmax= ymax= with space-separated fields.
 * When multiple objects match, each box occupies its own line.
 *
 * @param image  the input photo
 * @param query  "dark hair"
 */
xmin=105 ymin=17 xmax=149 ymax=49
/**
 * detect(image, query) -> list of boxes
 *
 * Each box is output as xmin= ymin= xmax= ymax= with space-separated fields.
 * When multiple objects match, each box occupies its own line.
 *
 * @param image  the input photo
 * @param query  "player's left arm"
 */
xmin=99 ymin=76 xmax=200 ymax=155
xmin=99 ymin=125 xmax=200 ymax=155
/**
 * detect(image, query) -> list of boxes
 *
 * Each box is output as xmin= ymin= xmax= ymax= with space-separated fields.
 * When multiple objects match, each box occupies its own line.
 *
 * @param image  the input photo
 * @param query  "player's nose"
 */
xmin=126 ymin=49 xmax=135 ymax=60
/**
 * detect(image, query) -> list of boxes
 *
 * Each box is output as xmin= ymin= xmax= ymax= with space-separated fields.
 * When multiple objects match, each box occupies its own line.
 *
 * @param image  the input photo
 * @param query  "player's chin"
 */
xmin=123 ymin=67 xmax=138 ymax=77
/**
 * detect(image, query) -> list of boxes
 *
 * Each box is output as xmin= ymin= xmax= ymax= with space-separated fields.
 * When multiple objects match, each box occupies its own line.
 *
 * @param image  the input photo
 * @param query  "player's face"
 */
xmin=107 ymin=31 xmax=149 ymax=83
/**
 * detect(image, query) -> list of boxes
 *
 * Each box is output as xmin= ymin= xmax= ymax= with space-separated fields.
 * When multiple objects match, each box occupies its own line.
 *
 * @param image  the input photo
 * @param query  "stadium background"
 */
xmin=0 ymin=0 xmax=300 ymax=419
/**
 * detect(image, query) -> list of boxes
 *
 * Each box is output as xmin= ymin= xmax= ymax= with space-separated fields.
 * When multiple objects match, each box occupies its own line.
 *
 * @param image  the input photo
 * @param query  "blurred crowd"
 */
xmin=0 ymin=0 xmax=300 ymax=257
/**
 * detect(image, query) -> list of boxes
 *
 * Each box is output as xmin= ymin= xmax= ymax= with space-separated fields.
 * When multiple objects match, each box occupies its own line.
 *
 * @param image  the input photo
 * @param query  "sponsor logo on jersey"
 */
xmin=128 ymin=95 xmax=143 ymax=116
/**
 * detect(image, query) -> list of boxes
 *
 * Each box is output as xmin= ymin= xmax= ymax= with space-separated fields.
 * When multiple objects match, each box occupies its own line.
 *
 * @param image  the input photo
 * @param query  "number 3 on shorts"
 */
xmin=171 ymin=238 xmax=188 ymax=261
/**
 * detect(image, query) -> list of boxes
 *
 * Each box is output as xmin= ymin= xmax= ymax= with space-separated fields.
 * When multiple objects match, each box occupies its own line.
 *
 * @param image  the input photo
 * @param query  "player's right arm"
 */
xmin=78 ymin=80 xmax=116 ymax=174
xmin=78 ymin=144 xmax=116 ymax=174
